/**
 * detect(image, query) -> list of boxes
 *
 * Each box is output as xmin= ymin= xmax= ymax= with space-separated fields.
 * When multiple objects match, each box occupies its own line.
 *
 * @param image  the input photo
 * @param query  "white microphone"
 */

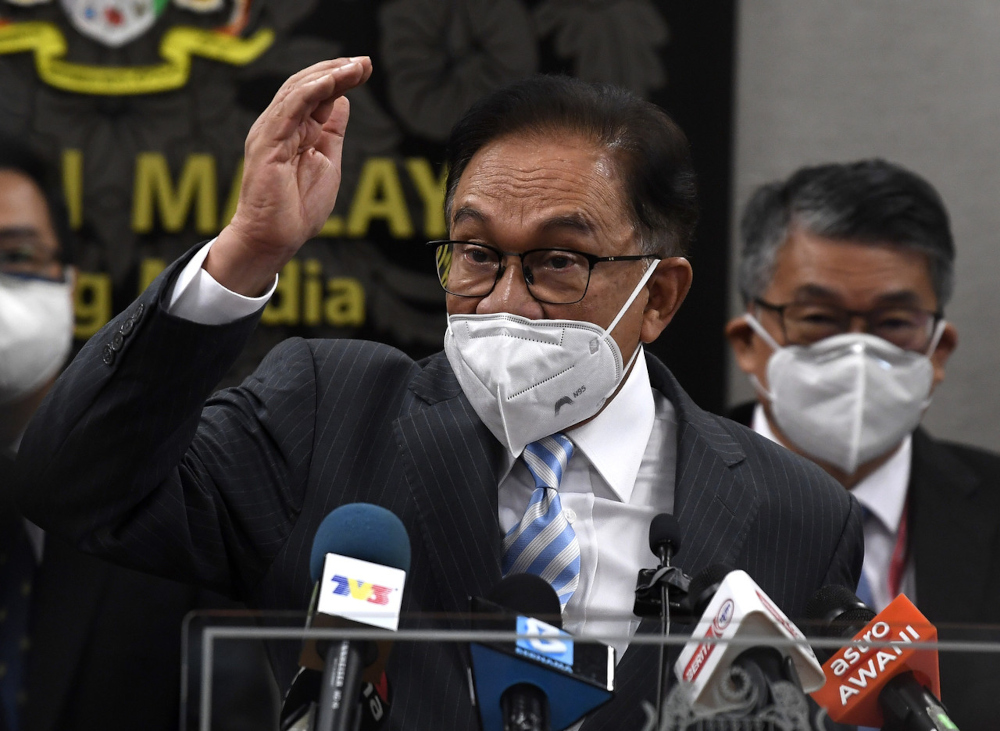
xmin=674 ymin=569 xmax=825 ymax=714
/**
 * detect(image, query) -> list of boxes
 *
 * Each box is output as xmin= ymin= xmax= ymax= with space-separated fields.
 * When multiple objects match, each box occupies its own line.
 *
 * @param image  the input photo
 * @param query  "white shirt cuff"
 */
xmin=166 ymin=239 xmax=277 ymax=325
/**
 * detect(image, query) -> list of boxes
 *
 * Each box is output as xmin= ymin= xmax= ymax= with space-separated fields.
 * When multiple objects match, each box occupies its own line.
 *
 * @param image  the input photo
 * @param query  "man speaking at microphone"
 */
xmin=15 ymin=58 xmax=862 ymax=729
xmin=726 ymin=160 xmax=1000 ymax=727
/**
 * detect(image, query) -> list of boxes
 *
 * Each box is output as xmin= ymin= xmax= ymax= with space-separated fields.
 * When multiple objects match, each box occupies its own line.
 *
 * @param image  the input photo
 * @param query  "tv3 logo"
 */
xmin=330 ymin=574 xmax=394 ymax=605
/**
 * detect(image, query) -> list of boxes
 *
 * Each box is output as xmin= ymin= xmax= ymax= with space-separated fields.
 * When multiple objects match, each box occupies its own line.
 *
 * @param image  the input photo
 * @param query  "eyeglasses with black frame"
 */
xmin=430 ymin=240 xmax=658 ymax=305
xmin=0 ymin=228 xmax=66 ymax=283
xmin=752 ymin=298 xmax=943 ymax=352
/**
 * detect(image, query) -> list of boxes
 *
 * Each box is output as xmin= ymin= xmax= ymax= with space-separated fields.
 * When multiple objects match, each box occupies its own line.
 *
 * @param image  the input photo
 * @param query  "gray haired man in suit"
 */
xmin=725 ymin=159 xmax=1000 ymax=728
xmin=15 ymin=59 xmax=863 ymax=729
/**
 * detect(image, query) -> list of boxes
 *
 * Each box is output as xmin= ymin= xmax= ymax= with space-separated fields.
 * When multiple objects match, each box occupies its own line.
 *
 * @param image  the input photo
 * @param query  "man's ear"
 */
xmin=725 ymin=313 xmax=764 ymax=375
xmin=929 ymin=321 xmax=958 ymax=392
xmin=640 ymin=257 xmax=692 ymax=343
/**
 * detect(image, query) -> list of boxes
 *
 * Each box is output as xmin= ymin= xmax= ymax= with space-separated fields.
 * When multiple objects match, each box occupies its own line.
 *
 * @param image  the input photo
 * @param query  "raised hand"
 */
xmin=207 ymin=57 xmax=374 ymax=296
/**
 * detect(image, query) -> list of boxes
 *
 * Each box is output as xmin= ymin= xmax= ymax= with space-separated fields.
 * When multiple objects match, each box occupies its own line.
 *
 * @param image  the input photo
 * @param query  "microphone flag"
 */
xmin=810 ymin=593 xmax=940 ymax=726
xmin=673 ymin=569 xmax=825 ymax=712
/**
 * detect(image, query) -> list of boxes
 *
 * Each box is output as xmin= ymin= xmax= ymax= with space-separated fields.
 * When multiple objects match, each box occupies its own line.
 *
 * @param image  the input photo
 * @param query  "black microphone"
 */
xmin=804 ymin=584 xmax=877 ymax=664
xmin=647 ymin=513 xmax=682 ymax=726
xmin=634 ymin=515 xmax=690 ymax=620
xmin=469 ymin=574 xmax=615 ymax=731
xmin=806 ymin=587 xmax=958 ymax=730
xmin=281 ymin=503 xmax=410 ymax=731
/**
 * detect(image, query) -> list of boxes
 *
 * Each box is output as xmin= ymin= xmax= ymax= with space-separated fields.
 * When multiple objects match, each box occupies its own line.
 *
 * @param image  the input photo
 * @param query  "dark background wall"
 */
xmin=0 ymin=0 xmax=736 ymax=412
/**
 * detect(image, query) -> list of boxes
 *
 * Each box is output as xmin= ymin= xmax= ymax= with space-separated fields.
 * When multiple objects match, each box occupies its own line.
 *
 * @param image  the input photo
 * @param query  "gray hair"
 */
xmin=737 ymin=159 xmax=955 ymax=307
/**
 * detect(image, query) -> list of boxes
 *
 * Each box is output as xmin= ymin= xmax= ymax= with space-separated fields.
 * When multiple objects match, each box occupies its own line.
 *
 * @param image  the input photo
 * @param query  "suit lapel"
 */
xmin=910 ymin=429 xmax=993 ymax=625
xmin=582 ymin=357 xmax=758 ymax=731
xmin=23 ymin=536 xmax=110 ymax=731
xmin=394 ymin=353 xmax=507 ymax=619
xmin=649 ymin=357 xmax=758 ymax=577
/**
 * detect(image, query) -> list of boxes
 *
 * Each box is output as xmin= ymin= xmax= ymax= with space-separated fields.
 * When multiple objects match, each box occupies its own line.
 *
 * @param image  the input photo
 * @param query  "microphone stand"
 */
xmin=635 ymin=515 xmax=689 ymax=730
xmin=654 ymin=543 xmax=674 ymax=731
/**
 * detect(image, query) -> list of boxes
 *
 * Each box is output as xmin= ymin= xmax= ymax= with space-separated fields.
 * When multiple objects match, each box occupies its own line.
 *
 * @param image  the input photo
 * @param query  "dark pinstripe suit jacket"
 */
xmin=15 ymin=252 xmax=863 ymax=730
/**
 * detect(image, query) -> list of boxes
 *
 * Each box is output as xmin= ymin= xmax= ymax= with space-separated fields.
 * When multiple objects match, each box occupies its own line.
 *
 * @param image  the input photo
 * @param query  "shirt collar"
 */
xmin=564 ymin=350 xmax=655 ymax=502
xmin=496 ymin=351 xmax=655 ymax=502
xmin=751 ymin=404 xmax=911 ymax=532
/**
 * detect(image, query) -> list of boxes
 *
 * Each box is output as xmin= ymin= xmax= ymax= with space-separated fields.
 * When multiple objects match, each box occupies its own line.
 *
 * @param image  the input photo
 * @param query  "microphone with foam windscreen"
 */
xmin=673 ymin=567 xmax=825 ymax=716
xmin=281 ymin=503 xmax=411 ymax=731
xmin=807 ymin=588 xmax=959 ymax=730
xmin=642 ymin=513 xmax=686 ymax=726
xmin=469 ymin=574 xmax=616 ymax=731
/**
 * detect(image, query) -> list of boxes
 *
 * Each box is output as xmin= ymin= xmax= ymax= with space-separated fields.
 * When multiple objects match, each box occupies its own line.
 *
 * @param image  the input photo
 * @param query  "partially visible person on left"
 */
xmin=0 ymin=139 xmax=277 ymax=731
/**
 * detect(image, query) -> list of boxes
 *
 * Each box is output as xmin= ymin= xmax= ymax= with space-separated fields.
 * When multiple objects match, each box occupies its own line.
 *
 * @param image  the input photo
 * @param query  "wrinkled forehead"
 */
xmin=449 ymin=132 xmax=631 ymax=237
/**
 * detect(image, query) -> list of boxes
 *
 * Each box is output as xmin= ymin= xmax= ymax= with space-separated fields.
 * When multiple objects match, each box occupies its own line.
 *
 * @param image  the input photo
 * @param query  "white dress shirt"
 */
xmin=168 ymin=239 xmax=277 ymax=323
xmin=751 ymin=405 xmax=915 ymax=610
xmin=168 ymin=240 xmax=680 ymax=658
xmin=498 ymin=353 xmax=677 ymax=658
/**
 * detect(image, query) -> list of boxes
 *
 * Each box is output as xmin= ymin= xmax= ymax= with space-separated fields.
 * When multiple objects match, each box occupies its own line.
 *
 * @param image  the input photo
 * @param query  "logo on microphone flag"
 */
xmin=810 ymin=594 xmax=940 ymax=726
xmin=674 ymin=570 xmax=826 ymax=712
xmin=317 ymin=553 xmax=406 ymax=631
xmin=515 ymin=616 xmax=574 ymax=671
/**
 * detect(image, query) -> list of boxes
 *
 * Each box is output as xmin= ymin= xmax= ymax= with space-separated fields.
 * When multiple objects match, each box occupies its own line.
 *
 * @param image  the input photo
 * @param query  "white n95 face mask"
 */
xmin=444 ymin=261 xmax=659 ymax=456
xmin=0 ymin=273 xmax=74 ymax=406
xmin=745 ymin=313 xmax=943 ymax=475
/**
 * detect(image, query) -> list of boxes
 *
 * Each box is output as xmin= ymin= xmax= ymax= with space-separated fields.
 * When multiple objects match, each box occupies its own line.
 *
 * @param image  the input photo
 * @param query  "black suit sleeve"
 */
xmin=14 ymin=247 xmax=315 ymax=597
xmin=821 ymin=490 xmax=865 ymax=591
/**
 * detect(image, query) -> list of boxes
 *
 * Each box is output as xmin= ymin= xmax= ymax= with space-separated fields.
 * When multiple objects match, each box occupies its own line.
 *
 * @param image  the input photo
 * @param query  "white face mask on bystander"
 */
xmin=0 ymin=273 xmax=74 ymax=405
xmin=744 ymin=313 xmax=944 ymax=474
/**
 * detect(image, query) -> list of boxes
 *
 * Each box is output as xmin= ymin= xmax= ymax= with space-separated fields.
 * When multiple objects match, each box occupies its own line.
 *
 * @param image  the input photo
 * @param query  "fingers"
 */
xmin=310 ymin=57 xmax=373 ymax=125
xmin=251 ymin=57 xmax=373 ymax=157
xmin=313 ymin=96 xmax=352 ymax=163
xmin=268 ymin=57 xmax=360 ymax=108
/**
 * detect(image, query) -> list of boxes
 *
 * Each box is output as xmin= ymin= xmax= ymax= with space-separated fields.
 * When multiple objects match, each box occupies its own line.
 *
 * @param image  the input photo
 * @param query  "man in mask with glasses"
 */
xmin=15 ymin=59 xmax=863 ymax=729
xmin=726 ymin=159 xmax=1000 ymax=726
xmin=0 ymin=141 xmax=278 ymax=731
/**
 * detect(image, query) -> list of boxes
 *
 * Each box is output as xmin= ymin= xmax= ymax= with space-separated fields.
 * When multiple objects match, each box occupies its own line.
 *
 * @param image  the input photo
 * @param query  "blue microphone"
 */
xmin=309 ymin=503 xmax=411 ymax=581
xmin=469 ymin=574 xmax=616 ymax=731
xmin=286 ymin=504 xmax=411 ymax=731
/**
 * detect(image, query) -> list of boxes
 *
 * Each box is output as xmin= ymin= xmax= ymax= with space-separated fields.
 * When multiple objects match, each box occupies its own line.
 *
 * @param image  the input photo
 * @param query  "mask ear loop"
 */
xmin=604 ymin=258 xmax=664 ymax=335
xmin=741 ymin=312 xmax=782 ymax=402
xmin=742 ymin=311 xmax=783 ymax=351
xmin=916 ymin=318 xmax=948 ymax=412
xmin=600 ymin=258 xmax=664 ymax=379
xmin=925 ymin=318 xmax=947 ymax=356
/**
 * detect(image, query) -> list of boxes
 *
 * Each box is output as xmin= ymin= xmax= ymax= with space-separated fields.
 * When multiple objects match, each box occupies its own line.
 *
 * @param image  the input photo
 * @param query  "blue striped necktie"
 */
xmin=501 ymin=434 xmax=581 ymax=609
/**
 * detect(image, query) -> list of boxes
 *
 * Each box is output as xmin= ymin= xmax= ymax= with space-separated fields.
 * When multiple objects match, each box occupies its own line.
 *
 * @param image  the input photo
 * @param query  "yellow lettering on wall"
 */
xmin=74 ymin=271 xmax=111 ymax=339
xmin=138 ymin=258 xmax=166 ymax=294
xmin=319 ymin=215 xmax=344 ymax=237
xmin=62 ymin=148 xmax=83 ymax=230
xmin=405 ymin=158 xmax=448 ymax=238
xmin=303 ymin=259 xmax=323 ymax=326
xmin=325 ymin=277 xmax=365 ymax=326
xmin=261 ymin=259 xmax=300 ymax=325
xmin=346 ymin=158 xmax=413 ymax=238
xmin=219 ymin=158 xmax=242 ymax=229
xmin=132 ymin=152 xmax=218 ymax=234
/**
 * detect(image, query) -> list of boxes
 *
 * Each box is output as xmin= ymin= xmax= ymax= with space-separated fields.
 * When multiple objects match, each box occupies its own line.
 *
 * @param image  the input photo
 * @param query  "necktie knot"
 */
xmin=522 ymin=434 xmax=574 ymax=491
